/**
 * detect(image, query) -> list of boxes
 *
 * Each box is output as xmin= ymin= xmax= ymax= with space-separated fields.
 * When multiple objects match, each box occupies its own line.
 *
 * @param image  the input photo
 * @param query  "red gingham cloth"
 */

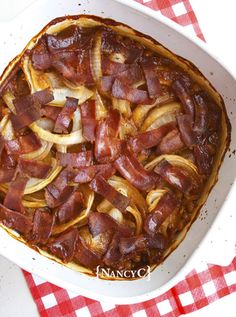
xmin=22 ymin=1 xmax=234 ymax=316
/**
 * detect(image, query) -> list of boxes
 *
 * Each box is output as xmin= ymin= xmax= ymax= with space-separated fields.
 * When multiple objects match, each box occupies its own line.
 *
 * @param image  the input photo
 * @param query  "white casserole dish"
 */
xmin=0 ymin=0 xmax=235 ymax=304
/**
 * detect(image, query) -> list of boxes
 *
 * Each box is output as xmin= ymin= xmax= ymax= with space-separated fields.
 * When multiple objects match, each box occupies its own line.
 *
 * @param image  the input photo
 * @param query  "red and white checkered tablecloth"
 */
xmin=22 ymin=1 xmax=235 ymax=316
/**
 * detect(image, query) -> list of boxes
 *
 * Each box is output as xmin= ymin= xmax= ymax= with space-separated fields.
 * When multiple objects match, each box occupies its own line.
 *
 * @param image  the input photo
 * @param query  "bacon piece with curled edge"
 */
xmin=0 ymin=203 xmax=32 ymax=235
xmin=112 ymin=79 xmax=152 ymax=105
xmin=88 ymin=212 xmax=133 ymax=238
xmin=80 ymin=100 xmax=96 ymax=142
xmin=5 ymin=132 xmax=41 ymax=155
xmin=103 ymin=233 xmax=121 ymax=267
xmin=31 ymin=37 xmax=51 ymax=71
xmin=154 ymin=160 xmax=199 ymax=196
xmin=30 ymin=208 xmax=54 ymax=244
xmin=194 ymin=143 xmax=213 ymax=175
xmin=90 ymin=176 xmax=130 ymax=212
xmin=73 ymin=163 xmax=116 ymax=183
xmin=119 ymin=233 xmax=167 ymax=255
xmin=0 ymin=168 xmax=16 ymax=183
xmin=56 ymin=151 xmax=93 ymax=168
xmin=193 ymin=92 xmax=208 ymax=134
xmin=177 ymin=114 xmax=200 ymax=147
xmin=172 ymin=78 xmax=195 ymax=118
xmin=40 ymin=105 xmax=61 ymax=121
xmin=57 ymin=191 xmax=84 ymax=224
xmin=157 ymin=128 xmax=185 ymax=154
xmin=99 ymin=75 xmax=115 ymax=94
xmin=45 ymin=169 xmax=74 ymax=208
xmin=102 ymin=55 xmax=129 ymax=75
xmin=1 ymin=150 xmax=17 ymax=168
xmin=3 ymin=175 xmax=28 ymax=213
xmin=54 ymin=97 xmax=78 ymax=133
xmin=114 ymin=148 xmax=159 ymax=192
xmin=144 ymin=191 xmax=180 ymax=236
xmin=13 ymin=89 xmax=54 ymax=113
xmin=95 ymin=109 xmax=122 ymax=163
xmin=18 ymin=158 xmax=52 ymax=179
xmin=11 ymin=105 xmax=40 ymax=131
xmin=129 ymin=121 xmax=176 ymax=153
xmin=0 ymin=134 xmax=5 ymax=157
xmin=48 ymin=228 xmax=79 ymax=263
xmin=141 ymin=62 xmax=162 ymax=98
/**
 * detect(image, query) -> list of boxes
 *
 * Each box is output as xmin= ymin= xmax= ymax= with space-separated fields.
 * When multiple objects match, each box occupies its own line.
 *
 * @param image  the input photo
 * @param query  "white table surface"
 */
xmin=0 ymin=0 xmax=236 ymax=316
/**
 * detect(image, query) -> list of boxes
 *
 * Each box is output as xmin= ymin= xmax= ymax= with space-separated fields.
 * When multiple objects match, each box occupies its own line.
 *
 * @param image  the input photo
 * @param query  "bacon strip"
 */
xmin=194 ymin=143 xmax=213 ymax=175
xmin=129 ymin=121 xmax=176 ymax=153
xmin=57 ymin=191 xmax=84 ymax=224
xmin=11 ymin=106 xmax=40 ymax=131
xmin=56 ymin=151 xmax=93 ymax=168
xmin=90 ymin=176 xmax=130 ymax=212
xmin=157 ymin=128 xmax=185 ymax=154
xmin=80 ymin=100 xmax=96 ymax=142
xmin=141 ymin=63 xmax=161 ymax=98
xmin=5 ymin=132 xmax=41 ymax=155
xmin=102 ymin=56 xmax=129 ymax=75
xmin=103 ymin=233 xmax=121 ymax=267
xmin=31 ymin=37 xmax=51 ymax=71
xmin=30 ymin=208 xmax=54 ymax=244
xmin=88 ymin=212 xmax=133 ymax=237
xmin=144 ymin=191 xmax=180 ymax=235
xmin=54 ymin=97 xmax=78 ymax=133
xmin=94 ymin=109 xmax=122 ymax=163
xmin=154 ymin=160 xmax=199 ymax=196
xmin=18 ymin=158 xmax=52 ymax=179
xmin=0 ymin=203 xmax=32 ymax=235
xmin=193 ymin=92 xmax=208 ymax=134
xmin=73 ymin=163 xmax=116 ymax=183
xmin=45 ymin=169 xmax=74 ymax=208
xmin=172 ymin=78 xmax=195 ymax=118
xmin=48 ymin=228 xmax=79 ymax=263
xmin=112 ymin=79 xmax=151 ymax=104
xmin=3 ymin=175 xmax=28 ymax=213
xmin=114 ymin=148 xmax=158 ymax=191
xmin=177 ymin=114 xmax=200 ymax=147
xmin=0 ymin=168 xmax=16 ymax=183
xmin=40 ymin=105 xmax=61 ymax=121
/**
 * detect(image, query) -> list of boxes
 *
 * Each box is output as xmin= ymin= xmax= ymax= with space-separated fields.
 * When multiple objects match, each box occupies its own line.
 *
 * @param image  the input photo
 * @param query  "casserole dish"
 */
xmin=0 ymin=0 xmax=235 ymax=304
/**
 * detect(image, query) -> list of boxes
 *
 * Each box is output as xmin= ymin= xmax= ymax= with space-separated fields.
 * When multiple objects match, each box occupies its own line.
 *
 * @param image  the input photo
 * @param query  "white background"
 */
xmin=0 ymin=0 xmax=236 ymax=316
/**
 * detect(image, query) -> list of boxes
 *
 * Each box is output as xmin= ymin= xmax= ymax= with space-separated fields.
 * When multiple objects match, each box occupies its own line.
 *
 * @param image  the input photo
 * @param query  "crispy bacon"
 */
xmin=56 ymin=151 xmax=93 ymax=168
xmin=54 ymin=97 xmax=78 ymax=133
xmin=90 ymin=176 xmax=130 ymax=212
xmin=3 ymin=175 xmax=28 ymax=213
xmin=112 ymin=79 xmax=151 ymax=104
xmin=11 ymin=105 xmax=40 ymax=131
xmin=80 ymin=100 xmax=96 ymax=142
xmin=0 ymin=168 xmax=16 ymax=183
xmin=95 ymin=109 xmax=122 ymax=163
xmin=144 ymin=191 xmax=180 ymax=235
xmin=0 ymin=203 xmax=32 ymax=235
xmin=30 ymin=208 xmax=54 ymax=244
xmin=172 ymin=78 xmax=195 ymax=118
xmin=57 ymin=191 xmax=84 ymax=224
xmin=45 ymin=169 xmax=74 ymax=208
xmin=114 ymin=148 xmax=159 ymax=191
xmin=40 ymin=105 xmax=61 ymax=121
xmin=1 ymin=150 xmax=17 ymax=168
xmin=119 ymin=233 xmax=166 ymax=255
xmin=48 ymin=228 xmax=79 ymax=263
xmin=141 ymin=62 xmax=162 ymax=98
xmin=193 ymin=92 xmax=208 ymax=134
xmin=99 ymin=75 xmax=115 ymax=94
xmin=102 ymin=56 xmax=129 ymax=75
xmin=157 ymin=128 xmax=185 ymax=154
xmin=103 ymin=233 xmax=121 ymax=267
xmin=73 ymin=163 xmax=115 ymax=183
xmin=31 ymin=37 xmax=51 ymax=71
xmin=18 ymin=158 xmax=52 ymax=179
xmin=154 ymin=160 xmax=199 ymax=196
xmin=129 ymin=121 xmax=176 ymax=153
xmin=177 ymin=114 xmax=200 ymax=147
xmin=0 ymin=134 xmax=5 ymax=157
xmin=88 ymin=212 xmax=133 ymax=237
xmin=194 ymin=143 xmax=213 ymax=175
xmin=74 ymin=234 xmax=102 ymax=269
xmin=5 ymin=132 xmax=41 ymax=155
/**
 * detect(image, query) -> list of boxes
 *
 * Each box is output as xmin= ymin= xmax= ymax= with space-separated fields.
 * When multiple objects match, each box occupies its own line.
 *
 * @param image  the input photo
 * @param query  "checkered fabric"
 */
xmin=22 ymin=1 xmax=232 ymax=316
xmin=23 ymin=257 xmax=236 ymax=317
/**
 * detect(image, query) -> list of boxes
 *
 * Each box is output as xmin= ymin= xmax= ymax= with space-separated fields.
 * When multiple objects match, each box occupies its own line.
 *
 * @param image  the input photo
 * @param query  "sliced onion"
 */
xmin=50 ymin=87 xmax=93 ymax=106
xmin=1 ymin=117 xmax=15 ymax=140
xmin=112 ymin=98 xmax=131 ymax=118
xmin=90 ymin=32 xmax=102 ymax=81
xmin=2 ymin=91 xmax=16 ymax=114
xmin=108 ymin=175 xmax=147 ymax=216
xmin=36 ymin=117 xmax=54 ymax=131
xmin=0 ymin=114 xmax=10 ymax=132
xmin=95 ymin=90 xmax=107 ymax=119
xmin=146 ymin=189 xmax=167 ymax=212
xmin=119 ymin=117 xmax=137 ymax=140
xmin=72 ymin=108 xmax=81 ymax=131
xmin=21 ymin=140 xmax=53 ymax=160
xmin=52 ymin=185 xmax=94 ymax=235
xmin=141 ymin=102 xmax=182 ymax=131
xmin=22 ymin=199 xmax=47 ymax=208
xmin=126 ymin=206 xmax=142 ymax=234
xmin=30 ymin=122 xmax=85 ymax=145
xmin=110 ymin=53 xmax=126 ymax=63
